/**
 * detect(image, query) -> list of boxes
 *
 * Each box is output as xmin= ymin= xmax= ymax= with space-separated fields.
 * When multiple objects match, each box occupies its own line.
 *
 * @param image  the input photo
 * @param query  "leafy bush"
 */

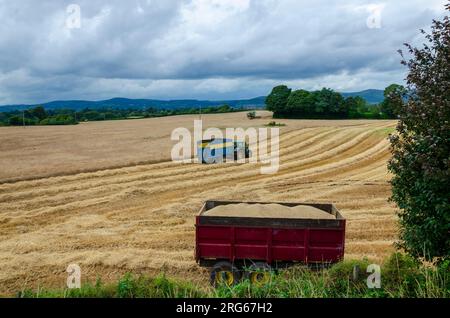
xmin=326 ymin=258 xmax=373 ymax=297
xmin=389 ymin=4 xmax=450 ymax=261
xmin=40 ymin=115 xmax=77 ymax=125
xmin=265 ymin=121 xmax=286 ymax=127
xmin=381 ymin=252 xmax=422 ymax=297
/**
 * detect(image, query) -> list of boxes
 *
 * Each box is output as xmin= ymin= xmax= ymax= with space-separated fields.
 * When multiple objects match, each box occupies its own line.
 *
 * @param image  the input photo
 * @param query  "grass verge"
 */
xmin=17 ymin=253 xmax=449 ymax=298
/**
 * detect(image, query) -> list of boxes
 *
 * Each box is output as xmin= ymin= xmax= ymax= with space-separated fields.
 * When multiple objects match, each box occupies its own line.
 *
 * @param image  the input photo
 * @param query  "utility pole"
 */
xmin=22 ymin=110 xmax=25 ymax=128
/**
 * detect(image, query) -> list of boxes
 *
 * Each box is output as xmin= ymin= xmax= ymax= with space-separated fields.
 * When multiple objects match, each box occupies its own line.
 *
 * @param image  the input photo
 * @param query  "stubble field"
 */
xmin=0 ymin=112 xmax=398 ymax=295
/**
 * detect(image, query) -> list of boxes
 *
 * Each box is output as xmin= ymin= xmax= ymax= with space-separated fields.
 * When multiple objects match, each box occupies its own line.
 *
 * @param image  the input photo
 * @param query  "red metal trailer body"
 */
xmin=195 ymin=201 xmax=346 ymax=267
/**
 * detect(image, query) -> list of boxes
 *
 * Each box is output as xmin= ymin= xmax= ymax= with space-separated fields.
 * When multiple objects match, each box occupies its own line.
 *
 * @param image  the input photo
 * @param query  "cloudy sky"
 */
xmin=0 ymin=0 xmax=447 ymax=104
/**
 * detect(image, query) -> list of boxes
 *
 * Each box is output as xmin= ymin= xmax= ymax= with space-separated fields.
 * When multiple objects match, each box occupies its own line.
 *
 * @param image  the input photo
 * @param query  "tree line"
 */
xmin=266 ymin=84 xmax=405 ymax=119
xmin=0 ymin=104 xmax=237 ymax=126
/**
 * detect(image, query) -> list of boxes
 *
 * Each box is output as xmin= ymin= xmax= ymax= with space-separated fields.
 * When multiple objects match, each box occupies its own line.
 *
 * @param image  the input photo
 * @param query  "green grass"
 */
xmin=17 ymin=274 xmax=208 ymax=299
xmin=215 ymin=254 xmax=449 ymax=298
xmin=16 ymin=253 xmax=449 ymax=298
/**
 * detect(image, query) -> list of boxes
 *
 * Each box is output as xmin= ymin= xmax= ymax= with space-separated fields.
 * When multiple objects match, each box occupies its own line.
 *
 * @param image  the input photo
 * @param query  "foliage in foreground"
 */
xmin=388 ymin=3 xmax=450 ymax=261
xmin=17 ymin=253 xmax=449 ymax=298
xmin=18 ymin=273 xmax=207 ymax=299
xmin=216 ymin=253 xmax=449 ymax=298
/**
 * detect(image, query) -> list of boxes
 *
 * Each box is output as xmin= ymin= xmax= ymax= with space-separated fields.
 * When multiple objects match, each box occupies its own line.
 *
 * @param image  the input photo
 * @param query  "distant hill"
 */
xmin=0 ymin=97 xmax=267 ymax=113
xmin=341 ymin=89 xmax=384 ymax=104
xmin=0 ymin=89 xmax=384 ymax=113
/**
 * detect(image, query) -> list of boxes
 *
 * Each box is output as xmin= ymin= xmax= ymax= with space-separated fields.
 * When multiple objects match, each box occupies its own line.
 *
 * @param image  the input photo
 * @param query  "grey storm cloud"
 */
xmin=0 ymin=0 xmax=447 ymax=104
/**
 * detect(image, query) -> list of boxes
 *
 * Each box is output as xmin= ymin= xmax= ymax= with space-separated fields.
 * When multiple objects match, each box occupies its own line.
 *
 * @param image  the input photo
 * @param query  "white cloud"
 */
xmin=0 ymin=0 xmax=447 ymax=104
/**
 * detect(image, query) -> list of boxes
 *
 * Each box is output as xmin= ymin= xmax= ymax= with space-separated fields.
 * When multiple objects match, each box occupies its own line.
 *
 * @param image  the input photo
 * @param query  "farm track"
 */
xmin=0 ymin=120 xmax=397 ymax=294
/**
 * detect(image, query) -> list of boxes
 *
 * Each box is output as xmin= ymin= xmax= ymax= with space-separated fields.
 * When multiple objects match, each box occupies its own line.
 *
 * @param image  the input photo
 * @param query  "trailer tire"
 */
xmin=210 ymin=261 xmax=241 ymax=287
xmin=244 ymin=262 xmax=273 ymax=286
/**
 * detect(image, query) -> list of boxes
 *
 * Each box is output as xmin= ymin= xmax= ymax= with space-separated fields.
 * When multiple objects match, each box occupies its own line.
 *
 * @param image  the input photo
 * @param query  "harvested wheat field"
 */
xmin=0 ymin=112 xmax=398 ymax=295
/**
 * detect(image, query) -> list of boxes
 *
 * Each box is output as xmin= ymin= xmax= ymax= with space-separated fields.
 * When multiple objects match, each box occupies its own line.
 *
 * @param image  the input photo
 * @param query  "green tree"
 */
xmin=287 ymin=89 xmax=313 ymax=115
xmin=380 ymin=84 xmax=406 ymax=118
xmin=146 ymin=107 xmax=158 ymax=113
xmin=389 ymin=4 xmax=450 ymax=261
xmin=40 ymin=114 xmax=77 ymax=125
xmin=218 ymin=104 xmax=232 ymax=113
xmin=29 ymin=106 xmax=47 ymax=121
xmin=313 ymin=89 xmax=325 ymax=114
xmin=9 ymin=115 xmax=22 ymax=126
xmin=0 ymin=113 xmax=7 ymax=126
xmin=83 ymin=111 xmax=101 ymax=121
xmin=333 ymin=92 xmax=347 ymax=116
xmin=344 ymin=97 xmax=359 ymax=118
xmin=354 ymin=96 xmax=369 ymax=114
xmin=312 ymin=88 xmax=345 ymax=117
xmin=266 ymin=85 xmax=292 ymax=116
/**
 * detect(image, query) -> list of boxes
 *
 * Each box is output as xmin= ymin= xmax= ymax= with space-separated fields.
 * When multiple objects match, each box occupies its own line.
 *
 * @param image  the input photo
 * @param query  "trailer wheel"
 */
xmin=245 ymin=262 xmax=272 ymax=286
xmin=210 ymin=261 xmax=241 ymax=287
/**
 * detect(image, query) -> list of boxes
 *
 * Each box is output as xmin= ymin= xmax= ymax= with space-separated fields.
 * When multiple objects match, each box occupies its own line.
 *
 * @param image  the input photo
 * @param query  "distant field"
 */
xmin=0 ymin=111 xmax=391 ymax=182
xmin=0 ymin=112 xmax=398 ymax=294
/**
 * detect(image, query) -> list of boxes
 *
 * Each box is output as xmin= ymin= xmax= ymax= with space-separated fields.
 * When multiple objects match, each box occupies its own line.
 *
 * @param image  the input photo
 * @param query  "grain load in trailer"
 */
xmin=204 ymin=203 xmax=336 ymax=219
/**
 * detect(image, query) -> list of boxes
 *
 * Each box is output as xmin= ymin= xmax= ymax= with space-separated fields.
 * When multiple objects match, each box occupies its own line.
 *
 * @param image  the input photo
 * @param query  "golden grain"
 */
xmin=0 ymin=113 xmax=397 ymax=294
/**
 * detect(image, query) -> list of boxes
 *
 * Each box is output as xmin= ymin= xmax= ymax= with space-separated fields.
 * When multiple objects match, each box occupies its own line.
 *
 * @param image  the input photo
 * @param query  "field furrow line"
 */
xmin=0 ymin=131 xmax=383 ymax=215
xmin=0 ymin=128 xmax=354 ymax=205
xmin=0 ymin=127 xmax=324 ymax=195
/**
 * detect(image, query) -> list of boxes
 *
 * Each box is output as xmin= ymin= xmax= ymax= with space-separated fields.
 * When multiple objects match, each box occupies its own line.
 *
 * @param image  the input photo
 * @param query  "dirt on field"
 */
xmin=0 ymin=112 xmax=398 ymax=295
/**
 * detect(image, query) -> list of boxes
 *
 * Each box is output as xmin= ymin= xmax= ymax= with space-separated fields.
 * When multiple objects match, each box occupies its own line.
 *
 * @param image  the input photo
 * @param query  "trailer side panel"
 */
xmin=196 ymin=215 xmax=346 ymax=265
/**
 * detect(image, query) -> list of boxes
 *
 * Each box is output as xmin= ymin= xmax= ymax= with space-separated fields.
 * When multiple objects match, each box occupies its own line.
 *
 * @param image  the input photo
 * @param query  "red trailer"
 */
xmin=195 ymin=201 xmax=346 ymax=286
